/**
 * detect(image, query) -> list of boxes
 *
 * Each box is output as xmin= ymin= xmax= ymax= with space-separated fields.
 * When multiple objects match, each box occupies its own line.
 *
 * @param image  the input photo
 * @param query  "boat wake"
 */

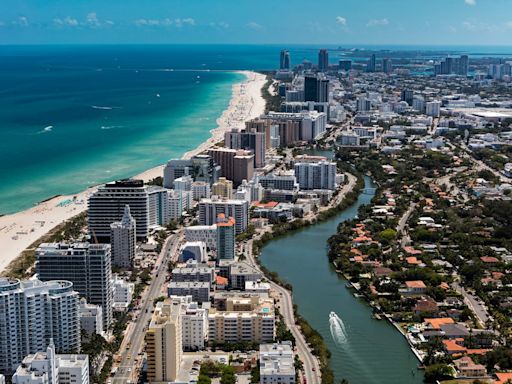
xmin=92 ymin=105 xmax=121 ymax=110
xmin=100 ymin=125 xmax=124 ymax=130
xmin=37 ymin=125 xmax=53 ymax=134
xmin=329 ymin=311 xmax=348 ymax=346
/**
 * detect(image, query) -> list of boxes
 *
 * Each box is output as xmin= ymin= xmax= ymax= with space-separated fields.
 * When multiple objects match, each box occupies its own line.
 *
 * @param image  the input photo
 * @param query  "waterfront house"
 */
xmin=453 ymin=356 xmax=487 ymax=378
xmin=414 ymin=297 xmax=439 ymax=316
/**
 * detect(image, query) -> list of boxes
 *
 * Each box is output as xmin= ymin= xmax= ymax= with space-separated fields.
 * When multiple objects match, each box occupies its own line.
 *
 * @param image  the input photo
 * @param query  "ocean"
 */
xmin=1 ymin=44 xmax=511 ymax=214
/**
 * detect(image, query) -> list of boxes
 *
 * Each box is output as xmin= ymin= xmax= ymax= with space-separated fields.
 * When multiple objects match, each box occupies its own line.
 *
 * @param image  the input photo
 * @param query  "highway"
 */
xmin=112 ymin=230 xmax=183 ymax=384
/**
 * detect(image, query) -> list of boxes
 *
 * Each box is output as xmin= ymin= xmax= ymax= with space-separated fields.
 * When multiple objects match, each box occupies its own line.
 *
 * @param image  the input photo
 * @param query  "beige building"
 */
xmin=212 ymin=177 xmax=233 ymax=199
xmin=146 ymin=300 xmax=183 ymax=383
xmin=208 ymin=295 xmax=275 ymax=343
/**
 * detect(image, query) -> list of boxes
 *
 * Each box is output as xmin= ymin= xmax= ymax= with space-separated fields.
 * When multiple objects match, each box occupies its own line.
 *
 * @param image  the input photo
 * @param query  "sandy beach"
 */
xmin=0 ymin=70 xmax=267 ymax=274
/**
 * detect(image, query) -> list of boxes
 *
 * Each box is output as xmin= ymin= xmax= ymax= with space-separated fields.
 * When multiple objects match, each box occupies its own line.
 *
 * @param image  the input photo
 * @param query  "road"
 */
xmin=244 ymin=240 xmax=321 ymax=384
xmin=452 ymin=281 xmax=490 ymax=328
xmin=396 ymin=201 xmax=416 ymax=248
xmin=112 ymin=231 xmax=184 ymax=384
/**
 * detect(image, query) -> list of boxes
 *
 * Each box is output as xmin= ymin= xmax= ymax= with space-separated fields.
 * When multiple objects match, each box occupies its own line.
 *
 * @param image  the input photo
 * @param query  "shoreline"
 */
xmin=0 ymin=70 xmax=267 ymax=274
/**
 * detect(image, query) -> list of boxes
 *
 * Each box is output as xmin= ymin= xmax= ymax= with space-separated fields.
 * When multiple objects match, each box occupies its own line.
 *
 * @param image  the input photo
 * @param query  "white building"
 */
xmin=198 ymin=197 xmax=249 ymax=235
xmin=192 ymin=181 xmax=211 ymax=201
xmin=426 ymin=101 xmax=441 ymax=117
xmin=0 ymin=278 xmax=80 ymax=375
xmin=110 ymin=205 xmax=136 ymax=268
xmin=179 ymin=241 xmax=208 ymax=263
xmin=294 ymin=161 xmax=337 ymax=190
xmin=260 ymin=342 xmax=296 ymax=384
xmin=12 ymin=341 xmax=89 ymax=384
xmin=112 ymin=276 xmax=134 ymax=312
xmin=36 ymin=242 xmax=113 ymax=330
xmin=184 ymin=225 xmax=217 ymax=250
xmin=259 ymin=173 xmax=299 ymax=191
xmin=170 ymin=296 xmax=208 ymax=351
xmin=79 ymin=299 xmax=103 ymax=337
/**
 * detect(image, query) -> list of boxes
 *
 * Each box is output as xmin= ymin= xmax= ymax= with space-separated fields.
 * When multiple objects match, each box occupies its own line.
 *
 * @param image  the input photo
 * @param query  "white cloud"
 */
xmin=464 ymin=0 xmax=476 ymax=5
xmin=506 ymin=21 xmax=512 ymax=29
xmin=64 ymin=16 xmax=79 ymax=26
xmin=367 ymin=18 xmax=389 ymax=27
xmin=134 ymin=17 xmax=195 ymax=28
xmin=336 ymin=16 xmax=347 ymax=26
xmin=246 ymin=21 xmax=263 ymax=30
xmin=86 ymin=12 xmax=100 ymax=27
xmin=463 ymin=21 xmax=476 ymax=30
xmin=209 ymin=21 xmax=229 ymax=29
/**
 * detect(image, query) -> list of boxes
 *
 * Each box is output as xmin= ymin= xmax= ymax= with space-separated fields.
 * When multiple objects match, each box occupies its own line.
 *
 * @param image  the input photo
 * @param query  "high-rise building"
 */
xmin=434 ymin=55 xmax=469 ymax=76
xmin=216 ymin=214 xmax=236 ymax=262
xmin=36 ymin=243 xmax=113 ymax=330
xmin=356 ymin=96 xmax=372 ymax=112
xmin=318 ymin=49 xmax=329 ymax=72
xmin=304 ymin=75 xmax=329 ymax=103
xmin=146 ymin=300 xmax=183 ymax=383
xmin=163 ymin=155 xmax=220 ymax=189
xmin=259 ymin=173 xmax=299 ymax=191
xmin=198 ymin=197 xmax=249 ymax=234
xmin=294 ymin=161 xmax=337 ymax=190
xmin=169 ymin=296 xmax=208 ymax=351
xmin=88 ymin=179 xmax=172 ymax=241
xmin=212 ymin=177 xmax=233 ymax=199
xmin=412 ymin=96 xmax=426 ymax=113
xmin=184 ymin=224 xmax=217 ymax=250
xmin=339 ymin=60 xmax=352 ymax=71
xmin=110 ymin=205 xmax=136 ymax=268
xmin=426 ymin=101 xmax=441 ymax=117
xmin=0 ymin=278 xmax=81 ymax=375
xmin=12 ymin=341 xmax=89 ymax=384
xmin=225 ymin=129 xmax=266 ymax=168
xmin=367 ymin=54 xmax=376 ymax=72
xmin=208 ymin=148 xmax=254 ymax=186
xmin=401 ymin=90 xmax=414 ymax=106
xmin=246 ymin=119 xmax=272 ymax=149
xmin=279 ymin=50 xmax=291 ymax=70
xmin=261 ymin=111 xmax=327 ymax=145
xmin=382 ymin=58 xmax=393 ymax=73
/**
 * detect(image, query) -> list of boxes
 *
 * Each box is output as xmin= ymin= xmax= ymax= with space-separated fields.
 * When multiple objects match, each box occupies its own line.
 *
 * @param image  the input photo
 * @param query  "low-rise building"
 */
xmin=12 ymin=341 xmax=89 ymax=384
xmin=260 ymin=342 xmax=296 ymax=384
xmin=112 ymin=276 xmax=134 ymax=312
xmin=79 ymin=299 xmax=103 ymax=337
xmin=168 ymin=281 xmax=211 ymax=304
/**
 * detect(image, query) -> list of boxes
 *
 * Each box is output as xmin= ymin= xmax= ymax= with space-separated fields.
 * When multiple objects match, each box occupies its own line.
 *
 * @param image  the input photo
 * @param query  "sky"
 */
xmin=1 ymin=0 xmax=512 ymax=46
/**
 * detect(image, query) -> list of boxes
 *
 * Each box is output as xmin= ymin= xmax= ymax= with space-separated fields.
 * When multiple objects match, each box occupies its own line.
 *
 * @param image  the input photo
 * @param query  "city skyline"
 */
xmin=1 ymin=0 xmax=512 ymax=45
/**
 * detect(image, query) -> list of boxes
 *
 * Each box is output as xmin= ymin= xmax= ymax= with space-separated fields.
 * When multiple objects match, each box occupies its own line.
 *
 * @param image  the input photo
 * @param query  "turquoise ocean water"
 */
xmin=1 ymin=44 xmax=511 ymax=214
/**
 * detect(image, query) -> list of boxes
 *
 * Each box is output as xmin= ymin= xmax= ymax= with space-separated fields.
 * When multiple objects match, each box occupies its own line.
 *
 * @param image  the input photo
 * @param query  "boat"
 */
xmin=329 ymin=311 xmax=337 ymax=319
xmin=372 ymin=313 xmax=382 ymax=320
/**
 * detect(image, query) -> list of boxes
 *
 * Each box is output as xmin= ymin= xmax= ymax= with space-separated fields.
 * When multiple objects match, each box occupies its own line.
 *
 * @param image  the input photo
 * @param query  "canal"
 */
xmin=260 ymin=176 xmax=424 ymax=384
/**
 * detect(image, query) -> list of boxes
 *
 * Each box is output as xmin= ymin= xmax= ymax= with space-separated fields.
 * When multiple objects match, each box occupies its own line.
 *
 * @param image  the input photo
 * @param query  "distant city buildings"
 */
xmin=36 ymin=242 xmax=113 ymax=330
xmin=0 ymin=278 xmax=80 ymax=375
xmin=318 ymin=49 xmax=329 ymax=72
xmin=434 ymin=55 xmax=469 ymax=76
xmin=279 ymin=49 xmax=291 ymax=70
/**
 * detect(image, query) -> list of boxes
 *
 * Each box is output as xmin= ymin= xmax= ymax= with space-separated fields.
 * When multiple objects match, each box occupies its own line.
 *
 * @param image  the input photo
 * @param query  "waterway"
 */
xmin=260 ymin=176 xmax=424 ymax=384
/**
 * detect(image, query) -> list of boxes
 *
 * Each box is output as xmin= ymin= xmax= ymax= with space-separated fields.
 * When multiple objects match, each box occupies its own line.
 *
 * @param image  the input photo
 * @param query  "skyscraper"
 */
xmin=88 ymin=179 xmax=169 ymax=241
xmin=401 ymin=90 xmax=414 ymax=106
xmin=459 ymin=55 xmax=469 ymax=76
xmin=0 ymin=278 xmax=81 ymax=375
xmin=318 ymin=49 xmax=329 ymax=72
xmin=279 ymin=49 xmax=291 ymax=70
xmin=367 ymin=54 xmax=376 ymax=72
xmin=294 ymin=161 xmax=337 ymax=190
xmin=339 ymin=60 xmax=352 ymax=71
xmin=216 ymin=213 xmax=236 ymax=262
xmin=110 ymin=205 xmax=136 ymax=268
xmin=382 ymin=58 xmax=393 ymax=73
xmin=225 ymin=129 xmax=266 ymax=168
xmin=304 ymin=75 xmax=329 ymax=103
xmin=36 ymin=243 xmax=113 ymax=330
